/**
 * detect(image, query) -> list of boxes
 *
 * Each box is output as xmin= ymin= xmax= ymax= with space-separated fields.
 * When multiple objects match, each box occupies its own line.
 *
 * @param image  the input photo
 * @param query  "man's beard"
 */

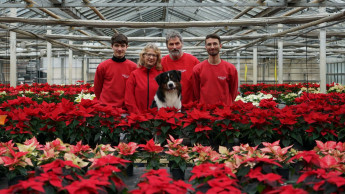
xmin=169 ymin=49 xmax=182 ymax=57
xmin=207 ymin=49 xmax=219 ymax=56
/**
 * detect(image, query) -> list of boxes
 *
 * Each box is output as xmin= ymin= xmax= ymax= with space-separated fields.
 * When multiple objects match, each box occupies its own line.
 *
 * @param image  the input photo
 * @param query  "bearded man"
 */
xmin=161 ymin=30 xmax=200 ymax=105
xmin=192 ymin=34 xmax=238 ymax=106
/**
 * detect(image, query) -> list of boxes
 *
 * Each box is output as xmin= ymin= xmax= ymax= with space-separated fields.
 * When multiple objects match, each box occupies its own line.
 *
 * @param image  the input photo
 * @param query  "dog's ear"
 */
xmin=174 ymin=70 xmax=181 ymax=82
xmin=155 ymin=73 xmax=162 ymax=85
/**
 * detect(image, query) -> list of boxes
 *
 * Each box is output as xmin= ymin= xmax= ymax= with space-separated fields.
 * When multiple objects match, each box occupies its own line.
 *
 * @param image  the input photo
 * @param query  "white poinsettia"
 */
xmin=328 ymin=83 xmax=344 ymax=93
xmin=279 ymin=92 xmax=298 ymax=105
xmin=235 ymin=92 xmax=276 ymax=106
xmin=297 ymin=87 xmax=320 ymax=95
xmin=24 ymin=90 xmax=34 ymax=94
xmin=74 ymin=91 xmax=96 ymax=103
xmin=64 ymin=153 xmax=89 ymax=168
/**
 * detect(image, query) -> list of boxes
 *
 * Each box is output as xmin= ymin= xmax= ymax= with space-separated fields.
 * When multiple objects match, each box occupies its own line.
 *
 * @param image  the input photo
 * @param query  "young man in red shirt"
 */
xmin=161 ymin=30 xmax=199 ymax=105
xmin=193 ymin=34 xmax=238 ymax=106
xmin=94 ymin=33 xmax=137 ymax=108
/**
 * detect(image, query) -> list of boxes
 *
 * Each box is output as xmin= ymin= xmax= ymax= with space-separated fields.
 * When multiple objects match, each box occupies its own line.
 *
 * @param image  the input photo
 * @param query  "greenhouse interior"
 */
xmin=0 ymin=0 xmax=345 ymax=193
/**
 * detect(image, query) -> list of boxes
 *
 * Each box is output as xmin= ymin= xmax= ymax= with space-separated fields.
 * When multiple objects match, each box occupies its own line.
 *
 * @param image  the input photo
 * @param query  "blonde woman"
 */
xmin=125 ymin=43 xmax=163 ymax=113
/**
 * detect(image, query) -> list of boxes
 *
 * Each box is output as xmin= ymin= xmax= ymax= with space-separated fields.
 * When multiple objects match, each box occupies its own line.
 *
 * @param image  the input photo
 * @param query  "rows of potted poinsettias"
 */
xmin=0 ymin=82 xmax=94 ymax=104
xmin=1 ymin=82 xmax=343 ymax=105
xmin=0 ymin=82 xmax=343 ymax=106
xmin=240 ymin=82 xmax=345 ymax=96
xmin=1 ymin=137 xmax=344 ymax=193
xmin=1 ymin=91 xmax=345 ymax=149
xmin=241 ymin=83 xmax=345 ymax=105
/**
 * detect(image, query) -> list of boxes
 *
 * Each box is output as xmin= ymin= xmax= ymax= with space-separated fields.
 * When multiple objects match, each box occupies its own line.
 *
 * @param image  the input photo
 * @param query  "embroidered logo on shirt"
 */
xmin=218 ymin=76 xmax=226 ymax=80
xmin=122 ymin=74 xmax=129 ymax=78
xmin=178 ymin=69 xmax=187 ymax=73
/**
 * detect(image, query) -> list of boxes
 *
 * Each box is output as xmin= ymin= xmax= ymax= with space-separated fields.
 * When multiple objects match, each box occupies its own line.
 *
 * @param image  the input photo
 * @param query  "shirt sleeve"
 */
xmin=125 ymin=73 xmax=139 ymax=113
xmin=229 ymin=67 xmax=239 ymax=103
xmin=93 ymin=66 xmax=104 ymax=100
xmin=192 ymin=67 xmax=201 ymax=102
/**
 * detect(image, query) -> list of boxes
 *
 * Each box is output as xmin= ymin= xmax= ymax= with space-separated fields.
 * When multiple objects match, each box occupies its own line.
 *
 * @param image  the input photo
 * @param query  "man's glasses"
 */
xmin=144 ymin=53 xmax=157 ymax=58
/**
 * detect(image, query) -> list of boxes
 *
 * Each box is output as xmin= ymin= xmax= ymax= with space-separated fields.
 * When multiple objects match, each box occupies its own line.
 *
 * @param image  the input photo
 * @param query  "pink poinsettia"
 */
xmin=115 ymin=142 xmax=138 ymax=156
xmin=260 ymin=140 xmax=293 ymax=162
xmin=165 ymin=135 xmax=183 ymax=149
xmin=191 ymin=144 xmax=220 ymax=165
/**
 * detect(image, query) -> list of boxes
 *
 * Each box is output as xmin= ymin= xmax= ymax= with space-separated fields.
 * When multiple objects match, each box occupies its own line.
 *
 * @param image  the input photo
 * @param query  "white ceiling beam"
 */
xmin=4 ymin=1 xmax=345 ymax=8
xmin=0 ymin=1 xmax=287 ymax=8
xmin=3 ymin=30 xmax=345 ymax=42
xmin=0 ymin=13 xmax=339 ymax=28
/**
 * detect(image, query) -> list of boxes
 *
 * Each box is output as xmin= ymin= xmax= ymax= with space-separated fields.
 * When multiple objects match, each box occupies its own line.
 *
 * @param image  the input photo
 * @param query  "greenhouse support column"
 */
xmin=319 ymin=7 xmax=327 ymax=93
xmin=9 ymin=8 xmax=17 ymax=87
xmin=68 ymin=33 xmax=73 ymax=84
xmin=83 ymin=55 xmax=87 ymax=83
xmin=278 ymin=24 xmax=283 ymax=84
xmin=47 ymin=28 xmax=52 ymax=84
xmin=236 ymin=42 xmax=241 ymax=90
xmin=253 ymin=46 xmax=258 ymax=84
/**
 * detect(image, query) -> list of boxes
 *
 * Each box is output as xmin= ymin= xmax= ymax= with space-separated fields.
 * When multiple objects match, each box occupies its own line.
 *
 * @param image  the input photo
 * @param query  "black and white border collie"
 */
xmin=151 ymin=70 xmax=182 ymax=110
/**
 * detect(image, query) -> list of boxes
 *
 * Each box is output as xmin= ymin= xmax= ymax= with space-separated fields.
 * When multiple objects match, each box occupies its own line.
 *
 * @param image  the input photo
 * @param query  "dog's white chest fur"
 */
xmin=154 ymin=90 xmax=181 ymax=110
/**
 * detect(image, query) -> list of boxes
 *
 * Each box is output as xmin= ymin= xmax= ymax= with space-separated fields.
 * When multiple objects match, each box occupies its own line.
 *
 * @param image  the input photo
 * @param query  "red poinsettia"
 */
xmin=266 ymin=185 xmax=308 ymax=194
xmin=297 ymin=168 xmax=345 ymax=192
xmin=247 ymin=166 xmax=283 ymax=184
xmin=207 ymin=176 xmax=241 ymax=194
xmin=1 ymin=177 xmax=45 ymax=193
xmin=303 ymin=112 xmax=331 ymax=124
xmin=40 ymin=159 xmax=80 ymax=174
xmin=189 ymin=163 xmax=236 ymax=182
xmin=64 ymin=177 xmax=110 ymax=194
xmin=131 ymin=169 xmax=194 ymax=194
xmin=288 ymin=150 xmax=321 ymax=168
xmin=183 ymin=108 xmax=214 ymax=128
xmin=38 ymin=170 xmax=63 ymax=188
xmin=155 ymin=108 xmax=184 ymax=125
xmin=89 ymin=155 xmax=130 ymax=169
xmin=139 ymin=139 xmax=163 ymax=154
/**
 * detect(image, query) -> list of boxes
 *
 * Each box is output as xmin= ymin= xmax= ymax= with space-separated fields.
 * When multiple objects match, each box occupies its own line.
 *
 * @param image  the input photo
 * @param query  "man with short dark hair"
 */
xmin=161 ymin=30 xmax=200 ymax=105
xmin=193 ymin=34 xmax=238 ymax=106
xmin=94 ymin=33 xmax=137 ymax=107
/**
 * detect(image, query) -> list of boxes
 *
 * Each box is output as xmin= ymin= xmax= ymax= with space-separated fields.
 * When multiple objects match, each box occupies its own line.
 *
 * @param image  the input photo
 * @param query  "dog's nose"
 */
xmin=168 ymin=83 xmax=174 ymax=88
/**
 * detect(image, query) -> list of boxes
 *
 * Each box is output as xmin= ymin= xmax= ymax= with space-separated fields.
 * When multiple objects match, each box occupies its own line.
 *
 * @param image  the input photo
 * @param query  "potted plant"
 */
xmin=0 ymin=137 xmax=40 ymax=186
xmin=114 ymin=142 xmax=139 ymax=176
xmin=138 ymin=139 xmax=163 ymax=170
xmin=165 ymin=135 xmax=191 ymax=180
xmin=131 ymin=169 xmax=194 ymax=193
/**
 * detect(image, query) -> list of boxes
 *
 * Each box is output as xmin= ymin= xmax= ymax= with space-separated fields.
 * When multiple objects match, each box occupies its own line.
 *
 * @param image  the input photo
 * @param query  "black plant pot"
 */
xmin=8 ymin=175 xmax=26 ymax=186
xmin=171 ymin=168 xmax=184 ymax=180
xmin=276 ymin=167 xmax=290 ymax=180
xmin=125 ymin=163 xmax=134 ymax=177
xmin=196 ymin=183 xmax=210 ymax=193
